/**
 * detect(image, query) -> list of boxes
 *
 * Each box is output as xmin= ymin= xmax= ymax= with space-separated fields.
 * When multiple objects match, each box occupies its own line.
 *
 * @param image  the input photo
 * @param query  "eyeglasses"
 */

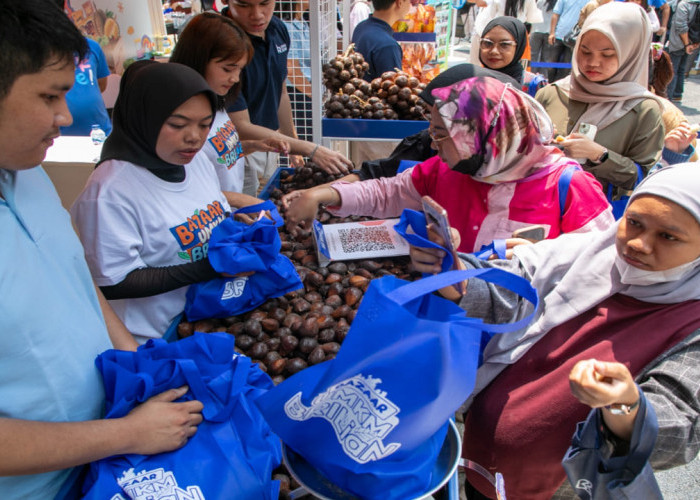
xmin=428 ymin=126 xmax=451 ymax=143
xmin=479 ymin=38 xmax=517 ymax=52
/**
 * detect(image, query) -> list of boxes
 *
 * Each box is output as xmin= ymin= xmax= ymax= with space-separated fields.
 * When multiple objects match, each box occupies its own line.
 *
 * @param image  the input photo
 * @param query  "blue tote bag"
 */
xmin=607 ymin=164 xmax=644 ymax=220
xmin=81 ymin=332 xmax=282 ymax=500
xmin=257 ymin=269 xmax=538 ymax=500
xmin=562 ymin=393 xmax=663 ymax=499
xmin=185 ymin=201 xmax=302 ymax=320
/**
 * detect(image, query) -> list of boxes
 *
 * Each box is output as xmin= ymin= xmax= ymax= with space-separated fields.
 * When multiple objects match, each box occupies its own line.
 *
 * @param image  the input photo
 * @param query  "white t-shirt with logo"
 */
xmin=202 ymin=110 xmax=245 ymax=193
xmin=71 ymin=154 xmax=231 ymax=343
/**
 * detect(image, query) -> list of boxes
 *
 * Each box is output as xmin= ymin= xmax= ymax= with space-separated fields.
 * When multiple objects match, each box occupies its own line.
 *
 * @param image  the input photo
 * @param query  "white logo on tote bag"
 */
xmin=284 ymin=374 xmax=401 ymax=463
xmin=113 ymin=467 xmax=205 ymax=500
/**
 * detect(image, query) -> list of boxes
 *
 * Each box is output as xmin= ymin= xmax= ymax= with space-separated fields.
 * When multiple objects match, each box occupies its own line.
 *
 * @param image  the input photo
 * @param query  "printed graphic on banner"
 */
xmin=111 ymin=467 xmax=205 ymax=500
xmin=169 ymin=201 xmax=226 ymax=262
xmin=284 ymin=374 xmax=401 ymax=464
xmin=208 ymin=120 xmax=243 ymax=169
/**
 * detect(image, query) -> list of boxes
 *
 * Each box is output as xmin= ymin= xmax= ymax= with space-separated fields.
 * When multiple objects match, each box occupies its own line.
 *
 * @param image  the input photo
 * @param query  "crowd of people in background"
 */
xmin=1 ymin=0 xmax=700 ymax=499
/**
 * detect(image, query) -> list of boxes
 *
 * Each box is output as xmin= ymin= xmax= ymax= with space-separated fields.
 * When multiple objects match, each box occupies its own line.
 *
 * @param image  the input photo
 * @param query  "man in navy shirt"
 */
xmin=352 ymin=0 xmax=411 ymax=81
xmin=224 ymin=0 xmax=352 ymax=194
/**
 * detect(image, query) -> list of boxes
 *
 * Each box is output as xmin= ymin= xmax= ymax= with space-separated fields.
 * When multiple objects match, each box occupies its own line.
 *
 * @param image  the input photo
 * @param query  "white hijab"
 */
xmin=469 ymin=163 xmax=700 ymax=400
xmin=555 ymin=2 xmax=662 ymax=131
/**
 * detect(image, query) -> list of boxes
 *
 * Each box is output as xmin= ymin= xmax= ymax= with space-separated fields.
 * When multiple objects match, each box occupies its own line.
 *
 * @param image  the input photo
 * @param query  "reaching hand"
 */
xmin=241 ymin=138 xmax=290 ymax=156
xmin=122 ymin=386 xmax=204 ymax=455
xmin=289 ymin=154 xmax=305 ymax=168
xmin=664 ymin=122 xmax=696 ymax=154
xmin=309 ymin=146 xmax=353 ymax=175
xmin=281 ymin=188 xmax=322 ymax=231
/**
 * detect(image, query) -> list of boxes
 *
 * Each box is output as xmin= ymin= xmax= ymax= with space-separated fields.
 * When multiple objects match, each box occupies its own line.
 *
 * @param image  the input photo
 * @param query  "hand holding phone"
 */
xmin=421 ymin=196 xmax=464 ymax=294
xmin=512 ymin=224 xmax=547 ymax=243
xmin=578 ymin=123 xmax=598 ymax=141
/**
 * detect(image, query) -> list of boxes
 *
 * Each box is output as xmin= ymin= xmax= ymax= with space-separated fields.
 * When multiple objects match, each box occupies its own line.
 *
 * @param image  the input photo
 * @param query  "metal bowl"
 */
xmin=283 ymin=419 xmax=462 ymax=500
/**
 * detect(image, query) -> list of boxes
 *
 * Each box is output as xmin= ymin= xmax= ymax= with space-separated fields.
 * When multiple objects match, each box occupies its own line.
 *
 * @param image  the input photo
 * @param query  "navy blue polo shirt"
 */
xmin=225 ymin=12 xmax=290 ymax=130
xmin=351 ymin=16 xmax=403 ymax=82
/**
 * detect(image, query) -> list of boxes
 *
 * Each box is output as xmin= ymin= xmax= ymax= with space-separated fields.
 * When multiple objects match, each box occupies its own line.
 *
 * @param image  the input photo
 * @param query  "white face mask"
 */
xmin=614 ymin=254 xmax=700 ymax=286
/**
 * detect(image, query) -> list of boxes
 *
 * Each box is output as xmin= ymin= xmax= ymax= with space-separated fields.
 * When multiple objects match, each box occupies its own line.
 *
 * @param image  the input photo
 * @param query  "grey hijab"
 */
xmin=469 ymin=163 xmax=700 ymax=400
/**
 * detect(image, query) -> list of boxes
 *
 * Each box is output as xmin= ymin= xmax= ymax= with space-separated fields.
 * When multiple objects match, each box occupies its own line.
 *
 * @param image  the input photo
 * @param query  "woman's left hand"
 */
xmin=560 ymin=133 xmax=607 ymax=163
xmin=664 ymin=122 xmax=696 ymax=154
xmin=241 ymin=138 xmax=290 ymax=156
xmin=569 ymin=359 xmax=639 ymax=409
xmin=289 ymin=154 xmax=306 ymax=168
xmin=309 ymin=146 xmax=353 ymax=175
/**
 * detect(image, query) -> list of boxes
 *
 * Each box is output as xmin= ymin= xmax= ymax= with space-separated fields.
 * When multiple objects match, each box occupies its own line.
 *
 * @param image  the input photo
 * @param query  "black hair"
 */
xmin=504 ymin=0 xmax=526 ymax=18
xmin=0 ymin=0 xmax=86 ymax=100
xmin=372 ymin=0 xmax=397 ymax=11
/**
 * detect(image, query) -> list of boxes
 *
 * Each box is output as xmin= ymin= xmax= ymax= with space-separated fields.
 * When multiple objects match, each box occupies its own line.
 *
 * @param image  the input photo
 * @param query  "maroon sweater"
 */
xmin=463 ymin=294 xmax=700 ymax=499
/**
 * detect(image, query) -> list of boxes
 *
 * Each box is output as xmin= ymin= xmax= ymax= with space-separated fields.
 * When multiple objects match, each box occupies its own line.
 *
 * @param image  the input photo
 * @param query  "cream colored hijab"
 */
xmin=555 ymin=2 xmax=662 ymax=131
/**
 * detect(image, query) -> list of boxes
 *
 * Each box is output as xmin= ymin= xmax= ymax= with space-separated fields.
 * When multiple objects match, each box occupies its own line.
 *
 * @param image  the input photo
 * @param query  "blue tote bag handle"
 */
xmin=472 ymin=240 xmax=507 ymax=260
xmin=393 ymin=209 xmax=454 ymax=272
xmin=233 ymin=200 xmax=284 ymax=227
xmin=387 ymin=268 xmax=539 ymax=334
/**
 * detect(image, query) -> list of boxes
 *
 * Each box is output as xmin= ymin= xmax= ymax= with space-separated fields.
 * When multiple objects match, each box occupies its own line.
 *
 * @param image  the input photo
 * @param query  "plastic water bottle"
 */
xmin=90 ymin=124 xmax=106 ymax=145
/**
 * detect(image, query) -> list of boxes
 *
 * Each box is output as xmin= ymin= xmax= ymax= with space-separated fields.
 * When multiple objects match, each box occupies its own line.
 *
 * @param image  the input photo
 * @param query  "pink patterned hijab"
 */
xmin=431 ymin=76 xmax=562 ymax=184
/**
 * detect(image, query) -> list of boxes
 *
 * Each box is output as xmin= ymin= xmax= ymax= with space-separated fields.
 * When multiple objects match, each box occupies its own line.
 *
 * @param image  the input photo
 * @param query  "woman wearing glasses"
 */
xmin=478 ymin=16 xmax=549 ymax=95
xmin=283 ymin=77 xmax=614 ymax=252
xmin=469 ymin=0 xmax=543 ymax=65
xmin=535 ymin=2 xmax=664 ymax=200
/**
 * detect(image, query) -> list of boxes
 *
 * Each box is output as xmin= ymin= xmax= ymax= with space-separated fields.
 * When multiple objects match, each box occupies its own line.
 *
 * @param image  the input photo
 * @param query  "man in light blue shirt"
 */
xmin=546 ymin=0 xmax=589 ymax=80
xmin=0 ymin=1 xmax=204 ymax=498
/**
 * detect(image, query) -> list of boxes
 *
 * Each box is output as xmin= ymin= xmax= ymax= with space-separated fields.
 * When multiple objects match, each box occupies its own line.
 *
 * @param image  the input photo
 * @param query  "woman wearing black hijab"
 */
xmin=479 ymin=16 xmax=548 ymax=95
xmin=71 ymin=60 xmax=232 ymax=344
xmin=479 ymin=16 xmax=529 ymax=83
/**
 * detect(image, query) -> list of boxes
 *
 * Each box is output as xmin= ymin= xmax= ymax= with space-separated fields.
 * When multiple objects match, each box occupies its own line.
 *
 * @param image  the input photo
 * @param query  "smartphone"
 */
xmin=578 ymin=122 xmax=598 ymax=140
xmin=421 ymin=196 xmax=464 ymax=293
xmin=512 ymin=224 xmax=547 ymax=243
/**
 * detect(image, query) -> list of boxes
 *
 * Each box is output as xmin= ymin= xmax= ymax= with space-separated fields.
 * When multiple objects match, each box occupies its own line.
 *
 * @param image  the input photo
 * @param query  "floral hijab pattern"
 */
xmin=431 ymin=76 xmax=557 ymax=184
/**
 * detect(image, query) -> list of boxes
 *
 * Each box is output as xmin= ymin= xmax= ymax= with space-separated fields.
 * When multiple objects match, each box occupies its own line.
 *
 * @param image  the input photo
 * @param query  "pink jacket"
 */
xmin=329 ymin=155 xmax=614 ymax=252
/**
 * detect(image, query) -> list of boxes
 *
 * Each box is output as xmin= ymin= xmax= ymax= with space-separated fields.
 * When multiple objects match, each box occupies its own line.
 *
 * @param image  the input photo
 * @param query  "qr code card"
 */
xmin=312 ymin=219 xmax=410 ymax=266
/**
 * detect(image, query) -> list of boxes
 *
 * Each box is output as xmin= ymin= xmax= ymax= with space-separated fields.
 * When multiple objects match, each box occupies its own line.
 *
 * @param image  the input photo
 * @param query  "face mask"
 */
xmin=614 ymin=254 xmax=700 ymax=286
xmin=452 ymin=154 xmax=485 ymax=176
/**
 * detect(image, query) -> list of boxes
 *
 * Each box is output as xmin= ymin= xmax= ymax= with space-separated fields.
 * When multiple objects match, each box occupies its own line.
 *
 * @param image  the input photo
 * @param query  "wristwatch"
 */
xmin=592 ymin=148 xmax=609 ymax=165
xmin=604 ymin=399 xmax=640 ymax=415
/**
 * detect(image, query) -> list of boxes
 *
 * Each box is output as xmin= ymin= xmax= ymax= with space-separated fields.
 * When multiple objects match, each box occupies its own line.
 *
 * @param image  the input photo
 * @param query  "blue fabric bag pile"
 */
xmin=81 ymin=332 xmax=282 ymax=499
xmin=185 ymin=201 xmax=302 ymax=320
xmin=257 ymin=269 xmax=538 ymax=500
